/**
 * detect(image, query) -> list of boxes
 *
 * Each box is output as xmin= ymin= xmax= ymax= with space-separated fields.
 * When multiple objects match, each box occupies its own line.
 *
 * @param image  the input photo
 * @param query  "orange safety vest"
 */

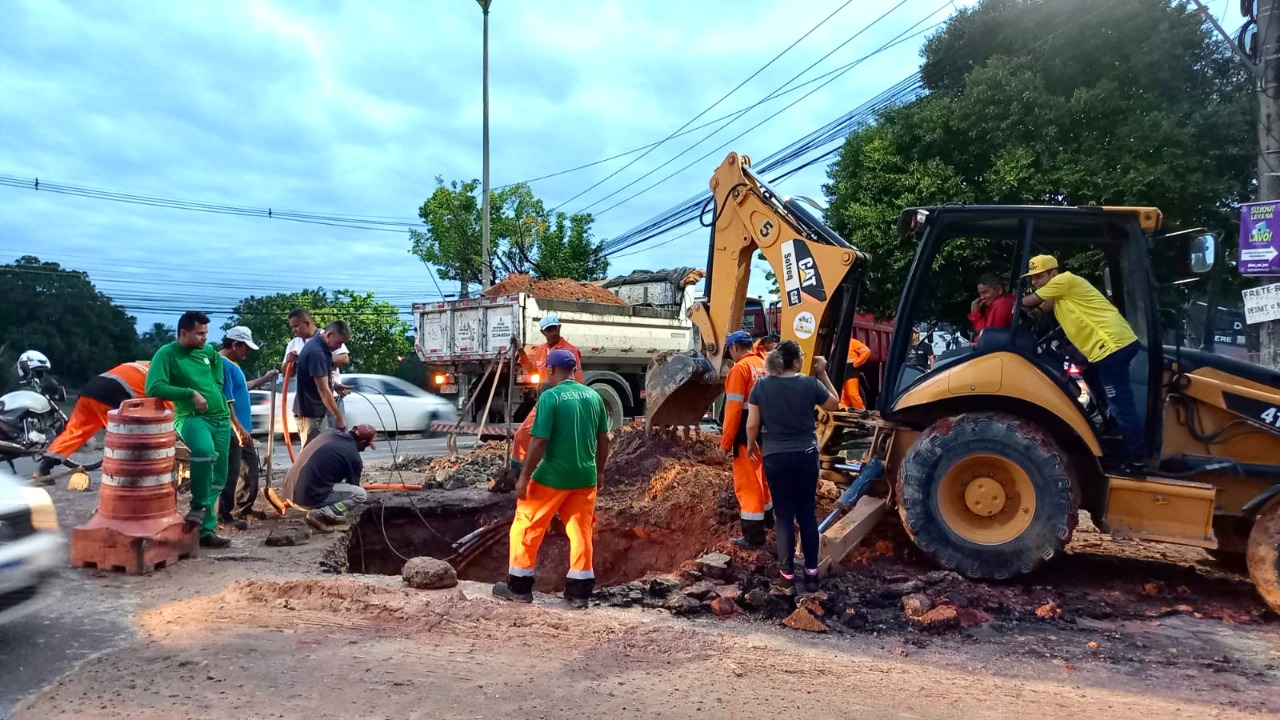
xmin=721 ymin=353 xmax=766 ymax=451
xmin=520 ymin=338 xmax=585 ymax=384
xmin=102 ymin=361 xmax=151 ymax=398
xmin=513 ymin=408 xmax=537 ymax=462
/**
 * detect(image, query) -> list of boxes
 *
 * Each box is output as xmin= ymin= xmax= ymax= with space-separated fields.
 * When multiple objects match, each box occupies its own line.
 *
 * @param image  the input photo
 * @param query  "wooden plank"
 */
xmin=815 ymin=496 xmax=890 ymax=574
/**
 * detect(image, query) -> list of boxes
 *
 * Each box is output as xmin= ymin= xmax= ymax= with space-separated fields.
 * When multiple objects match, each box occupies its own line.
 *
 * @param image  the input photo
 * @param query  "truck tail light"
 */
xmin=433 ymin=373 xmax=455 ymax=385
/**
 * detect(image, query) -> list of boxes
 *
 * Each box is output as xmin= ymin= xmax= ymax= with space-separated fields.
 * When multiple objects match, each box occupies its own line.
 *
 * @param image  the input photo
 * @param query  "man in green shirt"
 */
xmin=493 ymin=349 xmax=610 ymax=608
xmin=145 ymin=311 xmax=233 ymax=548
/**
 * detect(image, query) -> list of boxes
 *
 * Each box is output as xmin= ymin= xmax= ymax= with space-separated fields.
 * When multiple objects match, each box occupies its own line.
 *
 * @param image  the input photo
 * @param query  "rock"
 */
xmin=265 ymin=526 xmax=312 ymax=547
xmin=944 ymin=591 xmax=971 ymax=608
xmin=914 ymin=604 xmax=961 ymax=633
xmin=878 ymin=580 xmax=926 ymax=602
xmin=798 ymin=595 xmax=826 ymax=618
xmin=648 ymin=577 xmax=681 ymax=598
xmin=696 ymin=553 xmax=734 ymax=581
xmin=840 ymin=607 xmax=868 ymax=630
xmin=956 ymin=607 xmax=994 ymax=628
xmin=783 ymin=607 xmax=827 ymax=633
xmin=683 ymin=581 xmax=718 ymax=601
xmin=715 ymin=585 xmax=742 ymax=602
xmin=922 ymin=570 xmax=961 ymax=585
xmin=901 ymin=593 xmax=933 ymax=618
xmin=663 ymin=594 xmax=704 ymax=616
xmin=710 ymin=597 xmax=739 ymax=617
xmin=1035 ymin=601 xmax=1062 ymax=620
xmin=401 ymin=557 xmax=458 ymax=590
xmin=740 ymin=588 xmax=769 ymax=612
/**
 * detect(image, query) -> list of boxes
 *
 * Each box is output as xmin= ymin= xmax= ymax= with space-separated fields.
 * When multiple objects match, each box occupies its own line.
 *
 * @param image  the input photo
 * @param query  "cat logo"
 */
xmin=780 ymin=239 xmax=827 ymax=307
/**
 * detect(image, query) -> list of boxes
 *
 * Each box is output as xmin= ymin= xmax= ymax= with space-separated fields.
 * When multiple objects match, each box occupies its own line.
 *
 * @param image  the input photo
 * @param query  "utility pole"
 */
xmin=478 ymin=0 xmax=493 ymax=290
xmin=1194 ymin=0 xmax=1280 ymax=369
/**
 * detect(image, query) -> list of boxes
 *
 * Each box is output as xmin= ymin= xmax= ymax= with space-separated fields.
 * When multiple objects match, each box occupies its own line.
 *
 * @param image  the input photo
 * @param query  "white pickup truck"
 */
xmin=412 ymin=270 xmax=703 ymax=429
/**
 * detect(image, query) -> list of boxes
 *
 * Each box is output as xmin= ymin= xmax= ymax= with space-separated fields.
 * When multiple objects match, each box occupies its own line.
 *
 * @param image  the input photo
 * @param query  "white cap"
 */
xmin=225 ymin=326 xmax=259 ymax=350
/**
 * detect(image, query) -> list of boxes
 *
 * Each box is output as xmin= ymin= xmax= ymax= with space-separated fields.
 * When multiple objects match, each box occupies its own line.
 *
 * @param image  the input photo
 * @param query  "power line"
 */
xmin=547 ymin=0 xmax=858 ymax=214
xmin=569 ymin=0 xmax=924 ymax=218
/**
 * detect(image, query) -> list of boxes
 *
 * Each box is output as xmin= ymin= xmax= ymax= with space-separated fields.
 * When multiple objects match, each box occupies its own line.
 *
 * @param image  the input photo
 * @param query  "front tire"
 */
xmin=897 ymin=413 xmax=1078 ymax=580
xmin=1247 ymin=499 xmax=1280 ymax=614
xmin=592 ymin=384 xmax=625 ymax=431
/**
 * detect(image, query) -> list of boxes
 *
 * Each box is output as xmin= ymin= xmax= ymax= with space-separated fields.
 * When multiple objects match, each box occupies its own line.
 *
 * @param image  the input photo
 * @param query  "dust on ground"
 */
xmin=483 ymin=273 xmax=627 ymax=305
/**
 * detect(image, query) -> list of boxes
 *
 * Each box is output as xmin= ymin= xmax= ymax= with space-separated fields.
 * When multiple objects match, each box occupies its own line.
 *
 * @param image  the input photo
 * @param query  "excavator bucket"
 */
xmin=644 ymin=350 xmax=725 ymax=428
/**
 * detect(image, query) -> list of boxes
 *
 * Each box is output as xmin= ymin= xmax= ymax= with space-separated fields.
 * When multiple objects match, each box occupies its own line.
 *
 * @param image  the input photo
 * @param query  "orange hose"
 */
xmin=364 ymin=483 xmax=424 ymax=491
xmin=282 ymin=359 xmax=297 ymax=462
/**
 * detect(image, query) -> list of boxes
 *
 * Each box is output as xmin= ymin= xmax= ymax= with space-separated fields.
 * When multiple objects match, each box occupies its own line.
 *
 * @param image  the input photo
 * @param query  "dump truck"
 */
xmin=414 ymin=269 xmax=713 ymax=430
xmin=646 ymin=151 xmax=1280 ymax=613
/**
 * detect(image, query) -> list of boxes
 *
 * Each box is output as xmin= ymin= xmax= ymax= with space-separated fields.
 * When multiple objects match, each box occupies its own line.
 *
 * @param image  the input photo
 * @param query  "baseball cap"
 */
xmin=546 ymin=349 xmax=578 ymax=369
xmin=725 ymin=330 xmax=754 ymax=346
xmin=225 ymin=326 xmax=260 ymax=350
xmin=539 ymin=315 xmax=562 ymax=331
xmin=1021 ymin=255 xmax=1059 ymax=277
xmin=352 ymin=424 xmax=377 ymax=450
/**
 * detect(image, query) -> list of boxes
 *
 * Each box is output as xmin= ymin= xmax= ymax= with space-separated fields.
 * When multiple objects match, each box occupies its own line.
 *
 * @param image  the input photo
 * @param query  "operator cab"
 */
xmin=881 ymin=206 xmax=1173 ymax=465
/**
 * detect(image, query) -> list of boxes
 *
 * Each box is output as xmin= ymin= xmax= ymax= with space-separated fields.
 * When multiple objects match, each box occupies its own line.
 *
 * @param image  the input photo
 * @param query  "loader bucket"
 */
xmin=644 ymin=350 xmax=724 ymax=428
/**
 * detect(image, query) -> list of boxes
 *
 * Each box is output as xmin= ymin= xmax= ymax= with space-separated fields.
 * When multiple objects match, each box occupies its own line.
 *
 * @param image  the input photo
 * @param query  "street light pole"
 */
xmin=478 ymin=0 xmax=493 ymax=290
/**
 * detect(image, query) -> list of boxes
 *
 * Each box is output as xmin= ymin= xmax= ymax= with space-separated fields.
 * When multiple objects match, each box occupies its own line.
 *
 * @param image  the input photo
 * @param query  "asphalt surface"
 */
xmin=0 ymin=433 xmax=468 ymax=717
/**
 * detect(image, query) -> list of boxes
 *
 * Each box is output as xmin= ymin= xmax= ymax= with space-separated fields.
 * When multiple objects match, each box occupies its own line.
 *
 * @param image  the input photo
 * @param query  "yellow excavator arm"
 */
xmin=645 ymin=152 xmax=869 ymax=427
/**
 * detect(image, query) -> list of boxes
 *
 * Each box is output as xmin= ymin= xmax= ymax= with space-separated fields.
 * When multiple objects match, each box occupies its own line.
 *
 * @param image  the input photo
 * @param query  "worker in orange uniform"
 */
xmin=32 ymin=361 xmax=170 ymax=484
xmin=839 ymin=337 xmax=872 ymax=411
xmin=721 ymin=330 xmax=773 ymax=549
xmin=493 ymin=349 xmax=610 ymax=608
xmin=512 ymin=314 xmax=584 ymax=385
xmin=753 ymin=334 xmax=779 ymax=357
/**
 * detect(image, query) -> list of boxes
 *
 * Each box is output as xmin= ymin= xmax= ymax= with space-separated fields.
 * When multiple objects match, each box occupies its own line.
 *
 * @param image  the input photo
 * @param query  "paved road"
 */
xmin=0 ymin=433 xmax=470 ymax=716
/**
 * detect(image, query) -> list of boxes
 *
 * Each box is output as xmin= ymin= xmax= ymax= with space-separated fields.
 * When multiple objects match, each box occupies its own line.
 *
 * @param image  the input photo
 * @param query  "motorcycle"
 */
xmin=0 ymin=352 xmax=68 ymax=473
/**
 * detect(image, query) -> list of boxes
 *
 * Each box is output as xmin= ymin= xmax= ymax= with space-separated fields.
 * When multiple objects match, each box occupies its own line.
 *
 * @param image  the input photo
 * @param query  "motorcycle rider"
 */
xmin=1 ymin=351 xmax=66 ymax=477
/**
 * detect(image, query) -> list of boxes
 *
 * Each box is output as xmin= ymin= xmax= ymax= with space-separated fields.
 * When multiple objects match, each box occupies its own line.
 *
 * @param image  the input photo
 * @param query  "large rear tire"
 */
xmin=897 ymin=413 xmax=1078 ymax=580
xmin=1246 ymin=499 xmax=1280 ymax=614
xmin=592 ymin=383 xmax=625 ymax=431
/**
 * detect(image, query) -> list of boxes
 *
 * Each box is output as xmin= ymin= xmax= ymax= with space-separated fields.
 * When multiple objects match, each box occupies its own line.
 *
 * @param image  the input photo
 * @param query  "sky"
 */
xmin=0 ymin=0 xmax=977 ymax=337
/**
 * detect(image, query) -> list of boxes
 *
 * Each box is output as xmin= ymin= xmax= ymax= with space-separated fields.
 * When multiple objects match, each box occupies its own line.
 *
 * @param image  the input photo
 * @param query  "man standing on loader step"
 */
xmin=1020 ymin=255 xmax=1145 ymax=472
xmin=146 ymin=310 xmax=233 ymax=548
xmin=493 ymin=349 xmax=610 ymax=609
xmin=721 ymin=330 xmax=772 ymax=549
xmin=840 ymin=336 xmax=872 ymax=411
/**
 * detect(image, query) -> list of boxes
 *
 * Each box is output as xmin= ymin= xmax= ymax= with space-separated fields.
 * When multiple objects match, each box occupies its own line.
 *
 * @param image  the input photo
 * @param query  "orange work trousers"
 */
xmin=508 ymin=479 xmax=597 ymax=581
xmin=841 ymin=377 xmax=865 ymax=411
xmin=46 ymin=397 xmax=112 ymax=458
xmin=733 ymin=446 xmax=772 ymax=520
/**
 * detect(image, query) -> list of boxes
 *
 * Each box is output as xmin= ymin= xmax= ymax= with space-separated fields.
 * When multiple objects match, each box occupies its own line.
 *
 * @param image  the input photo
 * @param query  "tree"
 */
xmin=410 ymin=178 xmax=609 ymax=294
xmin=137 ymin=322 xmax=175 ymax=359
xmin=224 ymin=289 xmax=412 ymax=378
xmin=0 ymin=256 xmax=140 ymax=386
xmin=824 ymin=0 xmax=1254 ymax=324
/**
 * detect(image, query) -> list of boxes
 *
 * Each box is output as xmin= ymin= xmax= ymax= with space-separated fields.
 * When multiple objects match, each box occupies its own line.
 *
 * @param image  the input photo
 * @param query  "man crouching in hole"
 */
xmin=493 ymin=349 xmax=611 ymax=608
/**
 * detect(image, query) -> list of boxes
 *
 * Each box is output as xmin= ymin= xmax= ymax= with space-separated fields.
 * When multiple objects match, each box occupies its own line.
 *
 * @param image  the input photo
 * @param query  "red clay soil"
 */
xmin=483 ymin=273 xmax=627 ymax=305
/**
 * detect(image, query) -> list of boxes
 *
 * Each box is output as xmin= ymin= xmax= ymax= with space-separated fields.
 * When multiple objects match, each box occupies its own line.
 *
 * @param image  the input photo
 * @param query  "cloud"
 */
xmin=0 ymin=0 xmax=964 ymax=336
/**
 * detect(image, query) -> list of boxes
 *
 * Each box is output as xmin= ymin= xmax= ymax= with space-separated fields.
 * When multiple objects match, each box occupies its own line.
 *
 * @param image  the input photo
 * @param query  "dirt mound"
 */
xmin=484 ymin=273 xmax=627 ymax=305
xmin=605 ymin=425 xmax=729 ymax=487
xmin=383 ymin=442 xmax=509 ymax=489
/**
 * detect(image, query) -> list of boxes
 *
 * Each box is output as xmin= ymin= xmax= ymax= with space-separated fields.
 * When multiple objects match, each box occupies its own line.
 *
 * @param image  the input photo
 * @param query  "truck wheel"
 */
xmin=592 ymin=384 xmax=625 ymax=431
xmin=897 ymin=413 xmax=1078 ymax=581
xmin=1246 ymin=499 xmax=1280 ymax=614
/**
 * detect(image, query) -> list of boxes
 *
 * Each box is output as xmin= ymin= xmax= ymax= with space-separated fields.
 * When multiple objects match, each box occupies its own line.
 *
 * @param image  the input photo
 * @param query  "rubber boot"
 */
xmin=493 ymin=574 xmax=534 ymax=604
xmin=732 ymin=519 xmax=767 ymax=549
xmin=563 ymin=577 xmax=595 ymax=609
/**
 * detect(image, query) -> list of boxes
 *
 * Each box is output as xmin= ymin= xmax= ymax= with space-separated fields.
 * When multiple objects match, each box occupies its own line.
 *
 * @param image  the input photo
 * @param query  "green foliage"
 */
xmin=0 ymin=256 xmax=140 ymax=386
xmin=224 ymin=289 xmax=412 ymax=378
xmin=137 ymin=322 xmax=176 ymax=360
xmin=824 ymin=0 xmax=1254 ymax=321
xmin=409 ymin=178 xmax=609 ymax=294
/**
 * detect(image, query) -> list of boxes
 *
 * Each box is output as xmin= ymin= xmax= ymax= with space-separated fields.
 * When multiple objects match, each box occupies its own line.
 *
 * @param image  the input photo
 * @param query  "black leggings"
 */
xmin=763 ymin=447 xmax=820 ymax=574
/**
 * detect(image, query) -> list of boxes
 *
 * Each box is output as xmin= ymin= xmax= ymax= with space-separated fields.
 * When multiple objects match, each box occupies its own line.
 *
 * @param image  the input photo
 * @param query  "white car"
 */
xmin=250 ymin=374 xmax=458 ymax=437
xmin=0 ymin=470 xmax=62 ymax=624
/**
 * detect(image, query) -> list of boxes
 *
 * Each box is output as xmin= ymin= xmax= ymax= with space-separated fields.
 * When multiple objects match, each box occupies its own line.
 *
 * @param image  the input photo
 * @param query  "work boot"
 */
xmin=236 ymin=509 xmax=269 ymax=521
xmin=732 ymin=519 xmax=767 ymax=549
xmin=305 ymin=510 xmax=338 ymax=533
xmin=763 ymin=508 xmax=775 ymax=530
xmin=31 ymin=456 xmax=58 ymax=485
xmin=199 ymin=534 xmax=232 ymax=549
xmin=183 ymin=506 xmax=207 ymax=530
xmin=492 ymin=574 xmax=534 ymax=604
xmin=218 ymin=515 xmax=248 ymax=531
xmin=563 ymin=577 xmax=595 ymax=610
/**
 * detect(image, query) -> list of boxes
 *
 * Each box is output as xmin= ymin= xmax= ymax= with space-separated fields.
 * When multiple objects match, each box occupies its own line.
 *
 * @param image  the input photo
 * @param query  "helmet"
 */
xmin=17 ymin=350 xmax=51 ymax=382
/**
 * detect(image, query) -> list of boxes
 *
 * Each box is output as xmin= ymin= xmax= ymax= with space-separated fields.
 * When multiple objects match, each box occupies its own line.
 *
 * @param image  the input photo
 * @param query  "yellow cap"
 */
xmin=1022 ymin=254 xmax=1058 ymax=277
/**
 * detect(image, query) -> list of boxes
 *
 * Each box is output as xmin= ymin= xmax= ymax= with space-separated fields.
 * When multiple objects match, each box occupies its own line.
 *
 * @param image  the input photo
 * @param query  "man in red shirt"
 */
xmin=968 ymin=273 xmax=1015 ymax=343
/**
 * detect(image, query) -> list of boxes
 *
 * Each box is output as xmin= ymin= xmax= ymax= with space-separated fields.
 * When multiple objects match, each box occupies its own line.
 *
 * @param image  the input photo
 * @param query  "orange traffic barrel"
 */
xmin=71 ymin=397 xmax=196 ymax=574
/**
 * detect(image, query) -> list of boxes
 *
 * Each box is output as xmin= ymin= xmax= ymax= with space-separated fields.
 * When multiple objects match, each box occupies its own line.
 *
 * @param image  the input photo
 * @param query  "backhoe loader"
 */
xmin=646 ymin=151 xmax=1280 ymax=613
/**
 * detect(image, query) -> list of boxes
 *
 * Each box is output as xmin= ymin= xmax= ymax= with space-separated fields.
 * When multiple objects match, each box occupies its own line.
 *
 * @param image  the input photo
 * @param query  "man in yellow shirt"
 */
xmin=1020 ymin=255 xmax=1145 ymax=471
